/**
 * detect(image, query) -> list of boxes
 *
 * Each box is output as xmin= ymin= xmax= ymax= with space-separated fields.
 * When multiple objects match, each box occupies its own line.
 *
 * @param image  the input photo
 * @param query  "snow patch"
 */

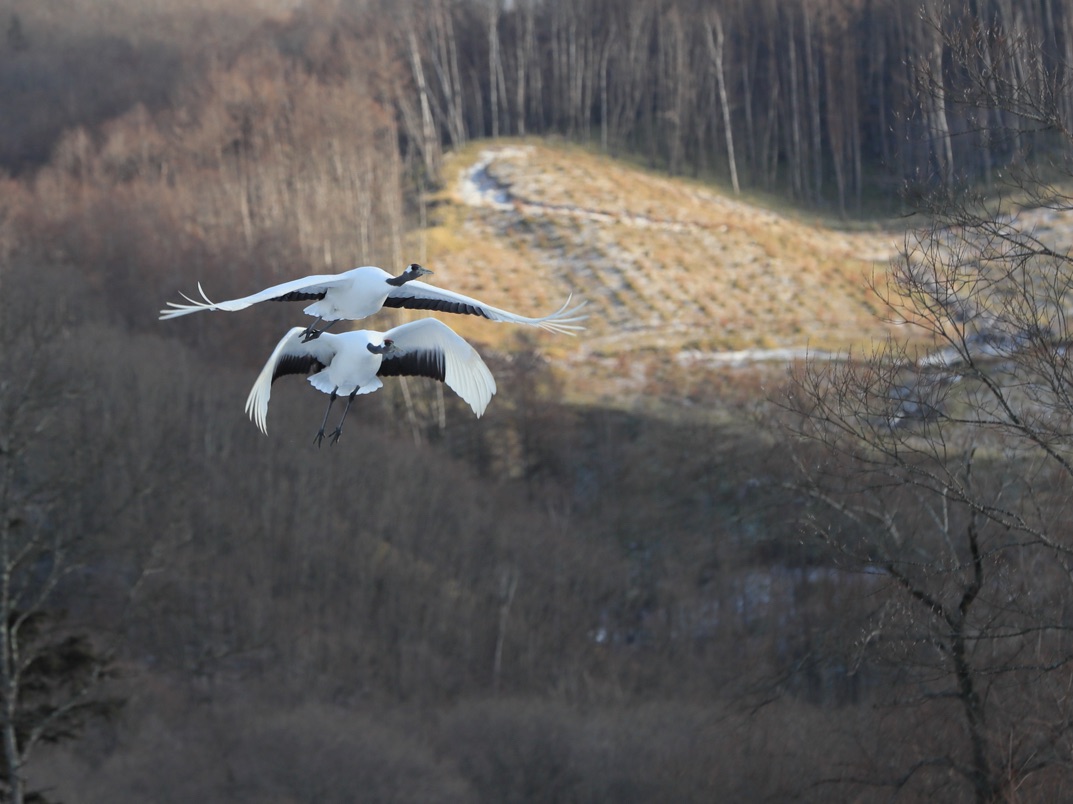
xmin=676 ymin=348 xmax=842 ymax=367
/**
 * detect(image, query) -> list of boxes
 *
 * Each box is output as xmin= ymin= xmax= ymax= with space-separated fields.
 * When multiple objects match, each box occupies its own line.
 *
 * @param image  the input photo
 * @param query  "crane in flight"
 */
xmin=161 ymin=263 xmax=586 ymax=340
xmin=246 ymin=318 xmax=497 ymax=446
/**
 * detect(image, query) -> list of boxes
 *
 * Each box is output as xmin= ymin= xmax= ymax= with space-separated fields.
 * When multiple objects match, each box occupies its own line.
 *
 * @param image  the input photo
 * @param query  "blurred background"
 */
xmin=3 ymin=0 xmax=1073 ymax=801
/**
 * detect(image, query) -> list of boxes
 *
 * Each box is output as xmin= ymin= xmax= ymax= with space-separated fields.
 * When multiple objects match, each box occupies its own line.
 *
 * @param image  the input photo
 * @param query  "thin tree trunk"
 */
xmin=925 ymin=8 xmax=954 ymax=185
xmin=740 ymin=15 xmax=756 ymax=181
xmin=514 ymin=1 xmax=535 ymax=137
xmin=0 ymin=460 xmax=24 ymax=804
xmin=803 ymin=3 xmax=823 ymax=202
xmin=407 ymin=30 xmax=441 ymax=182
xmin=488 ymin=0 xmax=505 ymax=138
xmin=429 ymin=0 xmax=466 ymax=148
xmin=705 ymin=11 xmax=740 ymax=194
xmin=599 ymin=23 xmax=615 ymax=151
xmin=787 ymin=9 xmax=804 ymax=197
xmin=492 ymin=567 xmax=518 ymax=694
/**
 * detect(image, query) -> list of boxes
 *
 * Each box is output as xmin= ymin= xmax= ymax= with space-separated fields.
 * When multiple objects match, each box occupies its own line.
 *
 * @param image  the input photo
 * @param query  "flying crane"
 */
xmin=246 ymin=318 xmax=497 ymax=446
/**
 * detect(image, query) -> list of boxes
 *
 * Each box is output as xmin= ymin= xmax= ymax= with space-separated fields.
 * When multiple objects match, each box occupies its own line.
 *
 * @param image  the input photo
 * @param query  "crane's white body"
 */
xmin=161 ymin=264 xmax=586 ymax=335
xmin=245 ymin=318 xmax=497 ymax=435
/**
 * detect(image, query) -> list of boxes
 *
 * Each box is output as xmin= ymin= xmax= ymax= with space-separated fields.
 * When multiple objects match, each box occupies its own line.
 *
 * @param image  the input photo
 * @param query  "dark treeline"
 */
xmin=5 ymin=0 xmax=1071 ymax=215
xmin=391 ymin=0 xmax=1072 ymax=211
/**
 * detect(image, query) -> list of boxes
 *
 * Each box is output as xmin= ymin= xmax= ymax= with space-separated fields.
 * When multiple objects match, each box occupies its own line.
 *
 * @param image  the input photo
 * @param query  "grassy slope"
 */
xmin=411 ymin=140 xmax=908 ymax=404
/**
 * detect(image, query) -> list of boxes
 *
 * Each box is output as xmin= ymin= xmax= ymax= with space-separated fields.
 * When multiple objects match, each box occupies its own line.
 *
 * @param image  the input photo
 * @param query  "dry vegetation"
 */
xmin=434 ymin=141 xmax=900 ymax=352
xmin=418 ymin=141 xmax=907 ymax=405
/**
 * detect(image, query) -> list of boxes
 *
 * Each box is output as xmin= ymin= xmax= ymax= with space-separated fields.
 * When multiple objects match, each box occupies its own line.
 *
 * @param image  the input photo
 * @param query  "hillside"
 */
xmin=414 ymin=141 xmax=904 ymax=402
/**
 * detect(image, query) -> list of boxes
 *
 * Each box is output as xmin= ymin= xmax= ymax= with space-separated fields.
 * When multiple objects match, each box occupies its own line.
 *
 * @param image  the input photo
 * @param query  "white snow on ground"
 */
xmin=457 ymin=146 xmax=709 ymax=233
xmin=457 ymin=150 xmax=516 ymax=210
xmin=676 ymin=347 xmax=842 ymax=366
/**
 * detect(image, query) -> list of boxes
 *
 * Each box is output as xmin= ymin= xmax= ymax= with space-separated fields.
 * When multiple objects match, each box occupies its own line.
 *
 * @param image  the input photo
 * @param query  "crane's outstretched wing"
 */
xmin=159 ymin=273 xmax=352 ymax=320
xmin=378 ymin=319 xmax=497 ymax=417
xmin=382 ymin=280 xmax=588 ymax=335
xmin=245 ymin=327 xmax=336 ymax=433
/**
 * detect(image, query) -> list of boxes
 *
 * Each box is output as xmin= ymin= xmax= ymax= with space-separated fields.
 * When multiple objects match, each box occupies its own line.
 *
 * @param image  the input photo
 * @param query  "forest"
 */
xmin=5 ymin=0 xmax=1073 ymax=801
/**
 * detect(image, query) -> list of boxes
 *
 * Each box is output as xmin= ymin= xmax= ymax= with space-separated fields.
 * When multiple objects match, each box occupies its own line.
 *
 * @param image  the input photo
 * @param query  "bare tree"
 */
xmin=406 ymin=28 xmax=442 ymax=183
xmin=428 ymin=0 xmax=467 ymax=148
xmin=0 ymin=270 xmax=126 ymax=804
xmin=782 ymin=16 xmax=1073 ymax=798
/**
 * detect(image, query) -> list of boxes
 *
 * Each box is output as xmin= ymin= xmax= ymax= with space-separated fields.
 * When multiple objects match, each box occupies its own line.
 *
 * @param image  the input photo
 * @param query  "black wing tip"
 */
xmin=273 ymin=354 xmax=325 ymax=383
xmin=378 ymin=349 xmax=446 ymax=382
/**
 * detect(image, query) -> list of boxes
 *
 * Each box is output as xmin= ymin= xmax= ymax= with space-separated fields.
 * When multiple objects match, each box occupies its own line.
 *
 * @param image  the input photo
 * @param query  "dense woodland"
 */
xmin=389 ymin=0 xmax=1073 ymax=211
xmin=9 ymin=0 xmax=1073 ymax=216
xmin=4 ymin=0 xmax=1073 ymax=801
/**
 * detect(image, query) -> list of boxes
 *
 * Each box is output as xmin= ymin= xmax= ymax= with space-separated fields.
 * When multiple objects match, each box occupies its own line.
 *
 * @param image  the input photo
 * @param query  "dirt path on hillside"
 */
xmin=460 ymin=146 xmax=745 ymax=234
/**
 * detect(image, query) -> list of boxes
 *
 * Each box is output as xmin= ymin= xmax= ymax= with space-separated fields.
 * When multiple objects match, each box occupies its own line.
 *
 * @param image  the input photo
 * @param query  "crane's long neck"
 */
xmin=385 ymin=264 xmax=427 ymax=286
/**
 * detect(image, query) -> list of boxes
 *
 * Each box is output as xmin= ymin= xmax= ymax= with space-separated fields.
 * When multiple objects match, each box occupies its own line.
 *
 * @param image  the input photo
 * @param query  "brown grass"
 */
xmin=410 ymin=140 xmax=913 ymax=402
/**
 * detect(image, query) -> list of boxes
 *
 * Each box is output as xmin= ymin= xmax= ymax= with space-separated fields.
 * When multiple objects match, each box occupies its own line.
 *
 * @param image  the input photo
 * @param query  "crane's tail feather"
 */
xmin=158 ymin=282 xmax=220 ymax=320
xmin=531 ymin=295 xmax=589 ymax=336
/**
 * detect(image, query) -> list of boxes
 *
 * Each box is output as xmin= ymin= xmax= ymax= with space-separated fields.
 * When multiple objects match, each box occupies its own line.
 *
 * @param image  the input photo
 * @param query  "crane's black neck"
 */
xmin=385 ymin=264 xmax=423 ymax=286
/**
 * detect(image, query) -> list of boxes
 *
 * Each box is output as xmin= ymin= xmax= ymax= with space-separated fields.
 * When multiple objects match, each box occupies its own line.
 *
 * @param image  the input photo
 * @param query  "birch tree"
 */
xmin=782 ymin=18 xmax=1073 ymax=796
xmin=704 ymin=10 xmax=739 ymax=194
xmin=0 ymin=275 xmax=120 ymax=804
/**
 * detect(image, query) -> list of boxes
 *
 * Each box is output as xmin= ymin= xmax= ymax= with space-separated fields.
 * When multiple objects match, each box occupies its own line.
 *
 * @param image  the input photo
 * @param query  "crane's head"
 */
xmin=387 ymin=263 xmax=432 ymax=286
xmin=366 ymin=338 xmax=395 ymax=355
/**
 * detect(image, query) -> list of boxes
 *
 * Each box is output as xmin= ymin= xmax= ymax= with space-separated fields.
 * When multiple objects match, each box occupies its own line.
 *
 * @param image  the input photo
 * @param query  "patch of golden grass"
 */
xmin=416 ymin=139 xmax=917 ymax=397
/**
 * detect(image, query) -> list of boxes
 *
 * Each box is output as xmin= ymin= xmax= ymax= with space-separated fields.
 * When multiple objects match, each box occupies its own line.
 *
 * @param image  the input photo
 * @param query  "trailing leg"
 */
xmin=314 ymin=390 xmax=338 ymax=447
xmin=329 ymin=389 xmax=359 ymax=446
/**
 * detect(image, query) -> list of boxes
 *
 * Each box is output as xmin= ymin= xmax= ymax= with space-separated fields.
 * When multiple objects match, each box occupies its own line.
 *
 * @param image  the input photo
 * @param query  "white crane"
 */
xmin=161 ymin=263 xmax=586 ymax=339
xmin=246 ymin=318 xmax=497 ymax=446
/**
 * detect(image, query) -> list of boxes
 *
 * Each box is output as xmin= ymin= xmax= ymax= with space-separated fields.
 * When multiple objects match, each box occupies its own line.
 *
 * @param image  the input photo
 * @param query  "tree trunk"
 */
xmin=0 ymin=459 xmax=23 ymax=804
xmin=429 ymin=0 xmax=466 ymax=148
xmin=924 ymin=7 xmax=954 ymax=185
xmin=514 ymin=0 xmax=535 ymax=137
xmin=786 ymin=9 xmax=804 ymax=197
xmin=599 ymin=23 xmax=615 ymax=151
xmin=705 ymin=11 xmax=740 ymax=194
xmin=407 ymin=30 xmax=441 ymax=183
xmin=803 ymin=2 xmax=823 ymax=202
xmin=487 ymin=0 xmax=506 ymax=138
xmin=492 ymin=567 xmax=518 ymax=693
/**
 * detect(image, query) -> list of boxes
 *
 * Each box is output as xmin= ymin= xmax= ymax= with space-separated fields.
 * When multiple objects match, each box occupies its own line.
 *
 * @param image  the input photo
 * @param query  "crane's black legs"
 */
xmin=301 ymin=318 xmax=339 ymax=342
xmin=301 ymin=317 xmax=323 ymax=341
xmin=314 ymin=390 xmax=338 ymax=447
xmin=328 ymin=389 xmax=359 ymax=445
xmin=313 ymin=388 xmax=359 ymax=447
